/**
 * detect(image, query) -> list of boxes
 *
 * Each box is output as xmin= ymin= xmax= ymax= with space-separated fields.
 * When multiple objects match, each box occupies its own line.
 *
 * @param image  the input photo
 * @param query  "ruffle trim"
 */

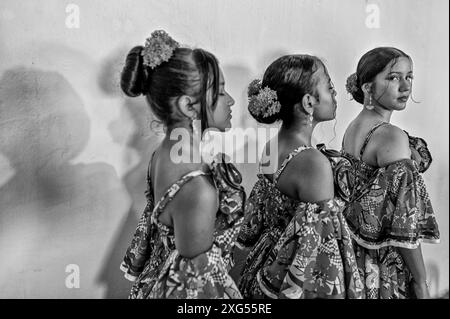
xmin=348 ymin=228 xmax=440 ymax=250
xmin=257 ymin=271 xmax=278 ymax=299
xmin=405 ymin=132 xmax=432 ymax=173
xmin=209 ymin=153 xmax=246 ymax=225
xmin=120 ymin=261 xmax=138 ymax=282
xmin=343 ymin=158 xmax=440 ymax=250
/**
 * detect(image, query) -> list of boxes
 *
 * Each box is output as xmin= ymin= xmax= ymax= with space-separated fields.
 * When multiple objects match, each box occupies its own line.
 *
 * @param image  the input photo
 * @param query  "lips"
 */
xmin=397 ymin=96 xmax=409 ymax=102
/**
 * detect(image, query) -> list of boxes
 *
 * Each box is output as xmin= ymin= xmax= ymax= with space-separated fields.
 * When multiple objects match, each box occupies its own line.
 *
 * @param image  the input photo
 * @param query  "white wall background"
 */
xmin=0 ymin=0 xmax=448 ymax=298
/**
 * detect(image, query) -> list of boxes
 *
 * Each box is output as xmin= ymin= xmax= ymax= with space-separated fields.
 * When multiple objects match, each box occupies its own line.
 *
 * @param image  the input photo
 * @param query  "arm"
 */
xmin=374 ymin=125 xmax=411 ymax=167
xmin=229 ymin=245 xmax=250 ymax=282
xmin=375 ymin=126 xmax=430 ymax=298
xmin=170 ymin=176 xmax=219 ymax=258
xmin=283 ymin=149 xmax=335 ymax=203
xmin=297 ymin=149 xmax=335 ymax=202
xmin=398 ymin=245 xmax=430 ymax=298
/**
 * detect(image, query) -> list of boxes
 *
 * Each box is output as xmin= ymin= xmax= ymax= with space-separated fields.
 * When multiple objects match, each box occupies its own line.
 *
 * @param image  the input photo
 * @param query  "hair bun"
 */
xmin=247 ymin=79 xmax=282 ymax=124
xmin=120 ymin=46 xmax=147 ymax=97
xmin=345 ymin=73 xmax=358 ymax=95
xmin=345 ymin=72 xmax=364 ymax=104
xmin=247 ymin=79 xmax=262 ymax=97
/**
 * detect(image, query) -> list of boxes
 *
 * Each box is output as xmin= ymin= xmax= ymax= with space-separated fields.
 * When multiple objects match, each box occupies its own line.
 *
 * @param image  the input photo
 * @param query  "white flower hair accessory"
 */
xmin=346 ymin=73 xmax=359 ymax=95
xmin=248 ymin=79 xmax=282 ymax=119
xmin=141 ymin=30 xmax=180 ymax=69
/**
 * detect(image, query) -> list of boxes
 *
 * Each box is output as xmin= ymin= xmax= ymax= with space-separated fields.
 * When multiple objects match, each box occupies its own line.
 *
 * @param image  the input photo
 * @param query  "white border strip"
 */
xmin=348 ymin=228 xmax=440 ymax=250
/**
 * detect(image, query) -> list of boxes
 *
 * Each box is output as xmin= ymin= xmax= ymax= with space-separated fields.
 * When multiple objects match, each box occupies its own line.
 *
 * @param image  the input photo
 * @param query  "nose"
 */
xmin=227 ymin=93 xmax=235 ymax=106
xmin=399 ymin=78 xmax=411 ymax=92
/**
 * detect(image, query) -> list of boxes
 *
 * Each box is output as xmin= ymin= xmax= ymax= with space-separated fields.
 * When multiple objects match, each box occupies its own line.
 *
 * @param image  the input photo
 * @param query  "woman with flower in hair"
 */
xmin=119 ymin=30 xmax=245 ymax=299
xmin=341 ymin=47 xmax=440 ymax=299
xmin=234 ymin=55 xmax=363 ymax=299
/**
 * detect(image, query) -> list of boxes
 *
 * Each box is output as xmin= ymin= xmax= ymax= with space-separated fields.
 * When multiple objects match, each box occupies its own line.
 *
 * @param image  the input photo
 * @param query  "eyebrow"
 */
xmin=388 ymin=71 xmax=413 ymax=74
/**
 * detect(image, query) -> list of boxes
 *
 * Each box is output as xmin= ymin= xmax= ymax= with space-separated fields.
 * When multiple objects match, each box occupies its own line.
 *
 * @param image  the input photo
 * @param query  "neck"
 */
xmin=165 ymin=119 xmax=192 ymax=135
xmin=363 ymin=105 xmax=393 ymax=123
xmin=163 ymin=122 xmax=202 ymax=164
xmin=279 ymin=120 xmax=314 ymax=147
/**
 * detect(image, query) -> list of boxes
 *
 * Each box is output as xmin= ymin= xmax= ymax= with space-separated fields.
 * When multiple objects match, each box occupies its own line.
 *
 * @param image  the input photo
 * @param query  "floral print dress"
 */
xmin=340 ymin=122 xmax=440 ymax=299
xmin=120 ymin=153 xmax=245 ymax=299
xmin=236 ymin=146 xmax=364 ymax=299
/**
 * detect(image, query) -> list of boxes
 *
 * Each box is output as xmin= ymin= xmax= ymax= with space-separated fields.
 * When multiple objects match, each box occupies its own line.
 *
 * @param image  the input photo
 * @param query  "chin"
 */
xmin=394 ymin=103 xmax=407 ymax=111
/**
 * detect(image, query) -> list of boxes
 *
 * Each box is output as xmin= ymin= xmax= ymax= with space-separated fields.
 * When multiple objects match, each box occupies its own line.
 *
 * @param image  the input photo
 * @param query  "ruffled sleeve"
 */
xmin=234 ymin=176 xmax=268 ymax=249
xmin=345 ymin=158 xmax=440 ymax=250
xmin=405 ymin=131 xmax=432 ymax=173
xmin=207 ymin=153 xmax=246 ymax=268
xmin=209 ymin=153 xmax=246 ymax=228
xmin=120 ymin=170 xmax=160 ymax=282
xmin=256 ymin=198 xmax=364 ymax=299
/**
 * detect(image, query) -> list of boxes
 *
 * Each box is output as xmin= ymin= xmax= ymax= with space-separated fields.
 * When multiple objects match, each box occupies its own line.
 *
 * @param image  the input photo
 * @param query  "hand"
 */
xmin=411 ymin=280 xmax=430 ymax=299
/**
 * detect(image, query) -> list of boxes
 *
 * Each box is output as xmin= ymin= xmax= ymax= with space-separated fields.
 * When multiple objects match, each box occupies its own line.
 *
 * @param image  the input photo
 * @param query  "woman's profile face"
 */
xmin=312 ymin=64 xmax=338 ymax=122
xmin=206 ymin=69 xmax=235 ymax=132
xmin=371 ymin=57 xmax=413 ymax=111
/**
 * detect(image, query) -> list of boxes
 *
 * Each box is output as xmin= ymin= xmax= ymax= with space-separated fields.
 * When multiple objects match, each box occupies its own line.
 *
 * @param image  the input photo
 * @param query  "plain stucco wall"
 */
xmin=0 ymin=0 xmax=448 ymax=298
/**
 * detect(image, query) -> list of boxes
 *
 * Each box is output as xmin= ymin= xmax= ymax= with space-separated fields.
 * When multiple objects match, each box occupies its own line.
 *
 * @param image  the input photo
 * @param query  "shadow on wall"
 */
xmin=95 ymin=48 xmax=321 ymax=297
xmin=95 ymin=48 xmax=162 ymax=298
xmin=426 ymin=261 xmax=448 ymax=298
xmin=222 ymin=63 xmax=258 ymax=195
xmin=0 ymin=67 xmax=126 ymax=298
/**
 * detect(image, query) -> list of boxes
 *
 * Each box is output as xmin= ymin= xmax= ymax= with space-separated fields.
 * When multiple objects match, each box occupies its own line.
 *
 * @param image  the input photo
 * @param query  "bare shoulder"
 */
xmin=372 ymin=124 xmax=411 ymax=167
xmin=292 ymin=148 xmax=332 ymax=174
xmin=170 ymin=174 xmax=218 ymax=214
xmin=153 ymin=149 xmax=210 ymax=199
xmin=160 ymin=157 xmax=209 ymax=182
xmin=283 ymin=148 xmax=334 ymax=202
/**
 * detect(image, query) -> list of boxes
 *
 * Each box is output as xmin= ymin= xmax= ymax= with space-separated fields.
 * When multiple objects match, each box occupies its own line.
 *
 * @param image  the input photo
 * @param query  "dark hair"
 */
xmin=249 ymin=54 xmax=323 ymax=125
xmin=120 ymin=46 xmax=220 ymax=131
xmin=349 ymin=47 xmax=411 ymax=104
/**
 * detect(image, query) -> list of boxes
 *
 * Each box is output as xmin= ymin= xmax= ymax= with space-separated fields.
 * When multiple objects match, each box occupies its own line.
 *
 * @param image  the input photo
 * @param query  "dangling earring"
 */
xmin=191 ymin=114 xmax=201 ymax=140
xmin=365 ymin=94 xmax=374 ymax=110
xmin=308 ymin=113 xmax=314 ymax=126
xmin=191 ymin=114 xmax=203 ymax=163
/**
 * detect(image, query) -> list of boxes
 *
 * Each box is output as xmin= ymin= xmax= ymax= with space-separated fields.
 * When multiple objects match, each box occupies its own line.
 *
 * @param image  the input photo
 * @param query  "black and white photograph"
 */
xmin=0 ymin=0 xmax=448 ymax=304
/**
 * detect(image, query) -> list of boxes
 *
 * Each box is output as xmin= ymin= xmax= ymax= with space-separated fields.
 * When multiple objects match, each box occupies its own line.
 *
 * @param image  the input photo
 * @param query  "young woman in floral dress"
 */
xmin=120 ymin=30 xmax=245 ymax=299
xmin=341 ymin=47 xmax=440 ymax=299
xmin=235 ymin=54 xmax=363 ymax=299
